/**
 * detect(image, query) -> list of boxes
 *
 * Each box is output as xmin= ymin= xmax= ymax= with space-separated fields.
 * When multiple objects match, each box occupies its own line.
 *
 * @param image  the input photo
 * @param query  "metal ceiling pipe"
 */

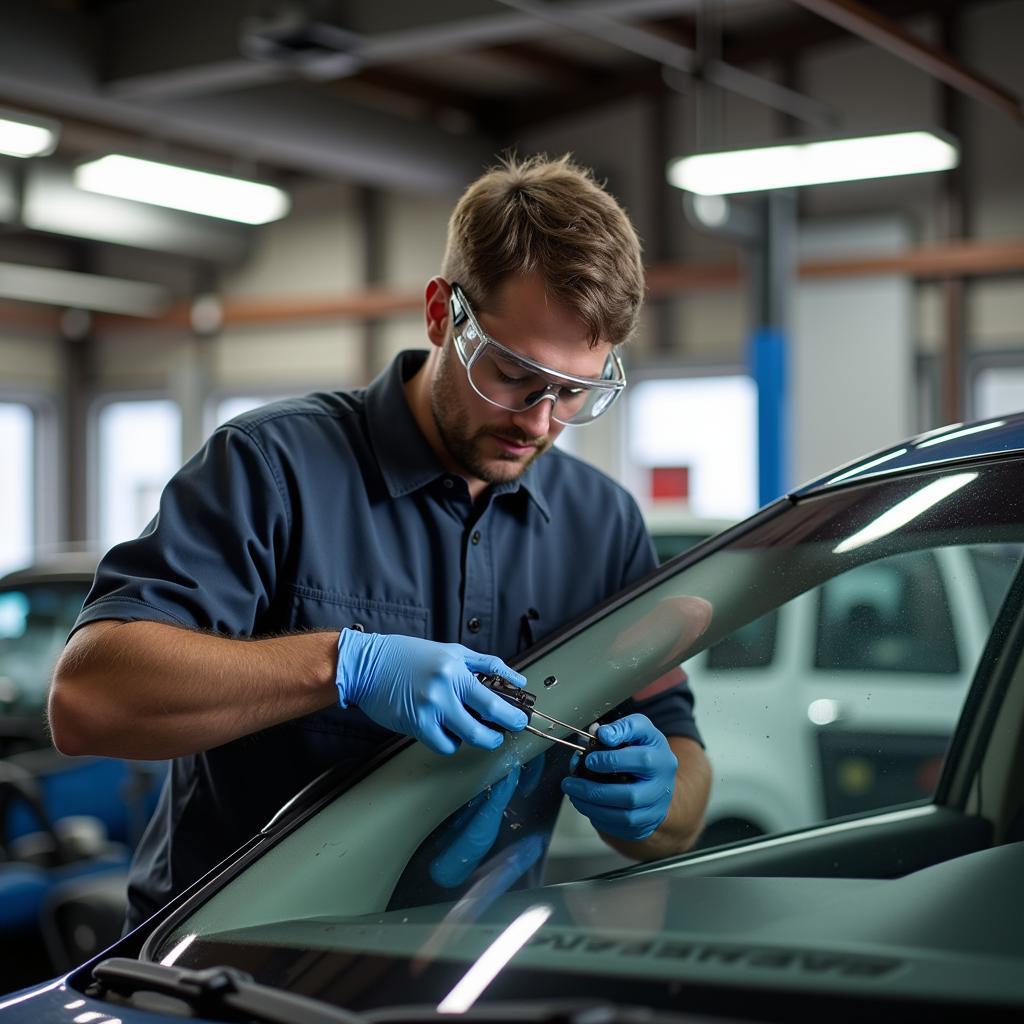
xmin=0 ymin=0 xmax=492 ymax=192
xmin=496 ymin=0 xmax=838 ymax=127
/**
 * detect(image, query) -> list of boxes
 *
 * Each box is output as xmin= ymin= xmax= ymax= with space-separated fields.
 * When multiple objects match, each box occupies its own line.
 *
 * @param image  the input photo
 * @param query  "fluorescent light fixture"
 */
xmin=833 ymin=472 xmax=977 ymax=555
xmin=0 ymin=109 xmax=59 ymax=158
xmin=668 ymin=130 xmax=958 ymax=195
xmin=437 ymin=904 xmax=552 ymax=1013
xmin=74 ymin=155 xmax=290 ymax=224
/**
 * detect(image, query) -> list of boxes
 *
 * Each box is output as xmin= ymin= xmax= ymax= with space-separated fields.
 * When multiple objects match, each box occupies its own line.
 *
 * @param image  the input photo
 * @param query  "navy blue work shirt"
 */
xmin=74 ymin=350 xmax=700 ymax=927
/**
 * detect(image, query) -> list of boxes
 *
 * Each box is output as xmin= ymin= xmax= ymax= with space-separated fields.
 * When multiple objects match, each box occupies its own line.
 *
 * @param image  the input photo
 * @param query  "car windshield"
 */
xmin=147 ymin=457 xmax=1024 ymax=1011
xmin=0 ymin=580 xmax=90 ymax=727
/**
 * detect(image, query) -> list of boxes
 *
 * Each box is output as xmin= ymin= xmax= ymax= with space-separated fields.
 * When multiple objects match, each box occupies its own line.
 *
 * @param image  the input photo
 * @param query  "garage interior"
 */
xmin=1 ymin=0 xmax=1024 ymax=997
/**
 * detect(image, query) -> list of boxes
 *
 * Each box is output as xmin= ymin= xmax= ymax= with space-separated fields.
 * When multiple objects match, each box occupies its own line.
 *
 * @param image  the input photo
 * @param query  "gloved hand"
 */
xmin=335 ymin=630 xmax=528 ymax=755
xmin=561 ymin=714 xmax=678 ymax=841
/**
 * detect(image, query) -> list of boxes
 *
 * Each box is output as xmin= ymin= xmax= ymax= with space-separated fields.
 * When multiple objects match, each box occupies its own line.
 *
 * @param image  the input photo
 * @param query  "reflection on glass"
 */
xmin=916 ymin=420 xmax=1005 ymax=449
xmin=825 ymin=448 xmax=908 ymax=487
xmin=159 ymin=933 xmax=197 ymax=967
xmin=807 ymin=699 xmax=840 ymax=725
xmin=833 ymin=473 xmax=977 ymax=554
xmin=437 ymin=904 xmax=552 ymax=1013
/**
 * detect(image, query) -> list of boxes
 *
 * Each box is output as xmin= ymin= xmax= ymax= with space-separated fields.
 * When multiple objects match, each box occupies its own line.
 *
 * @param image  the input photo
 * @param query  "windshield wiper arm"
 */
xmin=88 ymin=956 xmax=368 ymax=1024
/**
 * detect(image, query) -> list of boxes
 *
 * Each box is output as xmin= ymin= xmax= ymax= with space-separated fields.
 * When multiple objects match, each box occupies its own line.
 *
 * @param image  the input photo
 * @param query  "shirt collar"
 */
xmin=365 ymin=350 xmax=552 ymax=521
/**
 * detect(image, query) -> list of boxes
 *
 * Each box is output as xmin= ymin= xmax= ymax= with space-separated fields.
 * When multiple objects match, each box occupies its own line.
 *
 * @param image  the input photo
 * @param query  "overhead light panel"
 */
xmin=668 ymin=130 xmax=958 ymax=195
xmin=74 ymin=155 xmax=290 ymax=225
xmin=0 ymin=108 xmax=59 ymax=158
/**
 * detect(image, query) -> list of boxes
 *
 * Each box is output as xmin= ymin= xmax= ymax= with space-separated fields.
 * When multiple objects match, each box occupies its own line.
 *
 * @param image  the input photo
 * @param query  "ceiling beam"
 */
xmin=494 ymin=0 xmax=837 ymax=127
xmin=98 ymin=0 xmax=709 ymax=101
xmin=722 ymin=0 xmax=940 ymax=65
xmin=90 ymin=239 xmax=1024 ymax=331
xmin=0 ymin=0 xmax=492 ymax=192
xmin=789 ymin=0 xmax=1024 ymax=123
xmin=0 ymin=261 xmax=171 ymax=316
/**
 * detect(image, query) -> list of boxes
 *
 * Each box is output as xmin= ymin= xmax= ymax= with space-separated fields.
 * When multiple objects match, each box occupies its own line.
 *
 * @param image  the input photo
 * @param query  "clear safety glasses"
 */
xmin=449 ymin=284 xmax=626 ymax=426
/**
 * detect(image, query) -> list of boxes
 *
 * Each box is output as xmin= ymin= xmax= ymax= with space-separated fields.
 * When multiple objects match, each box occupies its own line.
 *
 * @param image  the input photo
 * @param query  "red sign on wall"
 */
xmin=650 ymin=466 xmax=690 ymax=501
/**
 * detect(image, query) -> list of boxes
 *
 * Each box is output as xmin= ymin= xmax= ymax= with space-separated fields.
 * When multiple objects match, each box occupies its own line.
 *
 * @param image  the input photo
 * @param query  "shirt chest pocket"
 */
xmin=285 ymin=584 xmax=431 ymax=639
xmin=283 ymin=585 xmax=431 ymax=759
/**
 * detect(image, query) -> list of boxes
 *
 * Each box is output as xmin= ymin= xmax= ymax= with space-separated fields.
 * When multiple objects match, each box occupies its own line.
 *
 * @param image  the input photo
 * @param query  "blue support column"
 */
xmin=748 ymin=326 xmax=788 ymax=506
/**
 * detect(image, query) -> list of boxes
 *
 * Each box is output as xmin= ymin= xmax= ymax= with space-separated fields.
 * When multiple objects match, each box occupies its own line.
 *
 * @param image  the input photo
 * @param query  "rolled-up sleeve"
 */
xmin=74 ymin=425 xmax=289 ymax=638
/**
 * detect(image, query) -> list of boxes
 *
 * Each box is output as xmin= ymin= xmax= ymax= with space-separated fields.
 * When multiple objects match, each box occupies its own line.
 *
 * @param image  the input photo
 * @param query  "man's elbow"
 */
xmin=48 ymin=628 xmax=120 ymax=756
xmin=48 ymin=672 xmax=99 ymax=756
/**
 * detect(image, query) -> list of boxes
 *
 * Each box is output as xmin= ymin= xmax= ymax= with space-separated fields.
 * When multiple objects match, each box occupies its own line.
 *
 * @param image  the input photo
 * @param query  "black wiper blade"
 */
xmin=89 ymin=956 xmax=368 ymax=1024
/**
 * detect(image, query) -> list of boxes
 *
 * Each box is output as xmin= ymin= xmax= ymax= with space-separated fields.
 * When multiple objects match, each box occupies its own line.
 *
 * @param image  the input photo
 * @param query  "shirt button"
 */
xmin=471 ymin=531 xmax=481 ymax=545
xmin=442 ymin=478 xmax=454 ymax=489
xmin=467 ymin=617 xmax=481 ymax=633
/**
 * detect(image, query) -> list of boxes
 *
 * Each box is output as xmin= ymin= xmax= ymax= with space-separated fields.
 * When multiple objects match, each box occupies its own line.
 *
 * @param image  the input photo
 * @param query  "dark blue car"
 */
xmin=5 ymin=414 xmax=1024 ymax=1022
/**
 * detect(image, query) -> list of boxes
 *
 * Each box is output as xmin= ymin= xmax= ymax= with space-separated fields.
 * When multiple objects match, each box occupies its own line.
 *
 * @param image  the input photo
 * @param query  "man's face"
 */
xmin=430 ymin=273 xmax=612 ymax=489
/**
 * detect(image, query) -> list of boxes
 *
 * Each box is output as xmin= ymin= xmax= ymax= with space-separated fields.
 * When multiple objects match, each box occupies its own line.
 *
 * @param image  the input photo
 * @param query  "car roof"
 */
xmin=794 ymin=410 xmax=1024 ymax=497
xmin=0 ymin=549 xmax=99 ymax=587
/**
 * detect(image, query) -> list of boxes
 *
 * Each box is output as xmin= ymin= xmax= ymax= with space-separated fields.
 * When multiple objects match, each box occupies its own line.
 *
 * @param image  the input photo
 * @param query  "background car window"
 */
xmin=0 ymin=583 xmax=91 ymax=718
xmin=687 ymin=541 xmax=1020 ymax=848
xmin=814 ymin=551 xmax=958 ymax=674
xmin=968 ymin=544 xmax=1024 ymax=624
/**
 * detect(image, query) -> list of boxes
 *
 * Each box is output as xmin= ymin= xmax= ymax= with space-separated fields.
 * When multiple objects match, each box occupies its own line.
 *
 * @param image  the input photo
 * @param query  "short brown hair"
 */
xmin=442 ymin=153 xmax=644 ymax=347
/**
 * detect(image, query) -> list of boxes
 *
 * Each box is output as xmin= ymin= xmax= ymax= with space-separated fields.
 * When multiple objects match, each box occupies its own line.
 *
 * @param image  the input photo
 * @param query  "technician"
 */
xmin=49 ymin=154 xmax=712 ymax=929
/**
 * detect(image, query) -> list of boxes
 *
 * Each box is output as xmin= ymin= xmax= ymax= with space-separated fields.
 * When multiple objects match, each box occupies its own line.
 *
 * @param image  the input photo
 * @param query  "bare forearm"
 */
xmin=49 ymin=619 xmax=339 ymax=760
xmin=600 ymin=737 xmax=711 ymax=861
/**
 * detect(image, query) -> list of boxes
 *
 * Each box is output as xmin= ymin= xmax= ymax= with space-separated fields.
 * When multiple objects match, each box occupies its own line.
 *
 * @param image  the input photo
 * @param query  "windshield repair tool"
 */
xmin=475 ymin=673 xmax=633 ymax=784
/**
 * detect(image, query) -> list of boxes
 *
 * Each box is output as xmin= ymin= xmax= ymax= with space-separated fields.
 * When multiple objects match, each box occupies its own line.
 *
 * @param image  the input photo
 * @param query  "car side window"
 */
xmin=0 ymin=584 xmax=91 ymax=715
xmin=814 ymin=551 xmax=958 ymax=674
xmin=968 ymin=544 xmax=1024 ymax=624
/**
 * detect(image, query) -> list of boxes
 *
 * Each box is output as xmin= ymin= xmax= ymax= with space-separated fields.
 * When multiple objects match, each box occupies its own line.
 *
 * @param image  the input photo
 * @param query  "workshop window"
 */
xmin=0 ymin=402 xmax=33 ymax=574
xmin=974 ymin=365 xmax=1024 ymax=420
xmin=96 ymin=399 xmax=181 ymax=549
xmin=628 ymin=375 xmax=758 ymax=520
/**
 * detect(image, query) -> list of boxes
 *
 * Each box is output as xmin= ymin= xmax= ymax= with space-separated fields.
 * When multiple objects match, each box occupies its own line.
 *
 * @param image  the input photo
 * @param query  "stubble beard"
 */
xmin=430 ymin=343 xmax=550 ymax=485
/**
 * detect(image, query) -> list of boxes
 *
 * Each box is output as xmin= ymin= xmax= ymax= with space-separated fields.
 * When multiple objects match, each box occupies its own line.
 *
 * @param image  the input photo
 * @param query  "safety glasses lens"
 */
xmin=465 ymin=345 xmax=619 ymax=424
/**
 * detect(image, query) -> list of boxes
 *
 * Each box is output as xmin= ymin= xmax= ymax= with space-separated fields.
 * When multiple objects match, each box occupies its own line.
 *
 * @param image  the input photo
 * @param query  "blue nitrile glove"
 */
xmin=335 ymin=630 xmax=528 ymax=755
xmin=560 ymin=714 xmax=678 ymax=841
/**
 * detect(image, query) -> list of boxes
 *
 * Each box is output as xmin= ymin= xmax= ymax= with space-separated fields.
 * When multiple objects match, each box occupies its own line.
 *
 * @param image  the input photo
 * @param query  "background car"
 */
xmin=0 ymin=553 xmax=164 ymax=989
xmin=5 ymin=412 xmax=1024 ymax=1021
xmin=640 ymin=512 xmax=1022 ymax=848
